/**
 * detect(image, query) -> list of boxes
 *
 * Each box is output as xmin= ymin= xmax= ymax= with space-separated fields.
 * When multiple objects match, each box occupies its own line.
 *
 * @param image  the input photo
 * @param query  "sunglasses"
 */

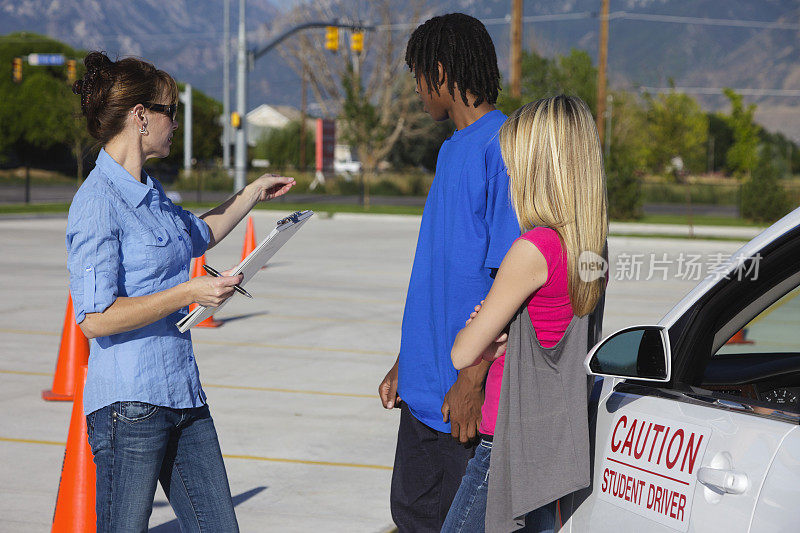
xmin=144 ymin=102 xmax=178 ymax=121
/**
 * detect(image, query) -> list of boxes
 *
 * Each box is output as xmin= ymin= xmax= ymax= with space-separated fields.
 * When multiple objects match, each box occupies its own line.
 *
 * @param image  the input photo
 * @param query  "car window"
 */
xmin=699 ymin=285 xmax=800 ymax=412
xmin=716 ymin=286 xmax=800 ymax=355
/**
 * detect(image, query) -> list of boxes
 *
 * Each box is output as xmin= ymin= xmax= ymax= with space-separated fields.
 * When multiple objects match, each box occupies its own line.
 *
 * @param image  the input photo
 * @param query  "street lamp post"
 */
xmin=182 ymin=84 xmax=193 ymax=176
xmin=223 ymin=0 xmax=231 ymax=171
xmin=234 ymin=0 xmax=248 ymax=191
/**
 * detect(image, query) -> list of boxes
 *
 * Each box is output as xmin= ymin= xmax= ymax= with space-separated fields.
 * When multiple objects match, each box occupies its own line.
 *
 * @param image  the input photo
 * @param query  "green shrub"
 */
xmin=607 ymin=166 xmax=642 ymax=220
xmin=252 ymin=121 xmax=315 ymax=170
xmin=642 ymin=182 xmax=740 ymax=205
xmin=175 ymin=169 xmax=233 ymax=191
xmin=371 ymin=179 xmax=403 ymax=196
xmin=407 ymin=173 xmax=433 ymax=196
xmin=335 ymin=178 xmax=362 ymax=195
xmin=741 ymin=152 xmax=792 ymax=223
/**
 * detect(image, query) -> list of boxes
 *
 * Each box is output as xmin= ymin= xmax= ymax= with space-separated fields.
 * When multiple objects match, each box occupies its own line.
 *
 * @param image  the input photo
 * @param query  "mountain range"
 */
xmin=2 ymin=0 xmax=798 ymax=141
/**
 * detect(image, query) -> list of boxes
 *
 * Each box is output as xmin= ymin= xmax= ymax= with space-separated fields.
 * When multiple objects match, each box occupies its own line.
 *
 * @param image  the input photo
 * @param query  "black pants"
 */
xmin=391 ymin=403 xmax=476 ymax=532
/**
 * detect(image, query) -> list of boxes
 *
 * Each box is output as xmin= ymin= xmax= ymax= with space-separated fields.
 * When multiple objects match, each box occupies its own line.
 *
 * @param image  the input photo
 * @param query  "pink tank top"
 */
xmin=479 ymin=227 xmax=572 ymax=435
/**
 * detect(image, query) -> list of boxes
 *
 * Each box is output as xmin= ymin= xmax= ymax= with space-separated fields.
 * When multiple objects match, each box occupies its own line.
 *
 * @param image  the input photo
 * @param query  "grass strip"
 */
xmin=607 ymin=232 xmax=749 ymax=242
xmin=0 ymin=202 xmax=71 ymax=214
xmin=634 ymin=214 xmax=763 ymax=228
xmin=171 ymin=201 xmax=425 ymax=216
xmin=0 ymin=201 xmax=770 ymax=229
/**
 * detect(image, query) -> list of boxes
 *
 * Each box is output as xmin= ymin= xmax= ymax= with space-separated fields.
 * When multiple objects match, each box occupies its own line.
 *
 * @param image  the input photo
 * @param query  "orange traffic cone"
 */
xmin=43 ymin=294 xmax=90 ymax=401
xmin=241 ymin=216 xmax=256 ymax=262
xmin=190 ymin=255 xmax=223 ymax=328
xmin=52 ymin=365 xmax=96 ymax=532
xmin=726 ymin=328 xmax=754 ymax=345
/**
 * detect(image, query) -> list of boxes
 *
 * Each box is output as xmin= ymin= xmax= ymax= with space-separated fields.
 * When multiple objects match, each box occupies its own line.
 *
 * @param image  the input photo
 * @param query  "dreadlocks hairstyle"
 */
xmin=405 ymin=13 xmax=501 ymax=107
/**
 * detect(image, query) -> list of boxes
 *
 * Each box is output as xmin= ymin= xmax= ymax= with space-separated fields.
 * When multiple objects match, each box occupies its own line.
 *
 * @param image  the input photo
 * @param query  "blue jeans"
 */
xmin=441 ymin=438 xmax=556 ymax=533
xmin=86 ymin=401 xmax=238 ymax=532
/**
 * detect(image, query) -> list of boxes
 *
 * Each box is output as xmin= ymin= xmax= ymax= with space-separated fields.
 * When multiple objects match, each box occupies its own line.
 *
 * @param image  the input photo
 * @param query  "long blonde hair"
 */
xmin=499 ymin=95 xmax=608 ymax=316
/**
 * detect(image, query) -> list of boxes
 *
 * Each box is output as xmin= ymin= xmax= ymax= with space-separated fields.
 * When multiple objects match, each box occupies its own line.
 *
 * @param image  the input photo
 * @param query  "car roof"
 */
xmin=659 ymin=205 xmax=800 ymax=329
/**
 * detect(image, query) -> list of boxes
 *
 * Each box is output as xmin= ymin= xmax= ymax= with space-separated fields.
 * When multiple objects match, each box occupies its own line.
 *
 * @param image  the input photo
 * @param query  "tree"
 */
xmin=723 ymin=88 xmax=759 ymax=177
xmin=388 ymin=119 xmax=452 ymax=172
xmin=605 ymin=91 xmax=648 ymax=219
xmin=274 ymin=0 xmax=432 ymax=203
xmin=643 ymin=89 xmax=708 ymax=175
xmin=497 ymin=48 xmax=597 ymax=116
xmin=706 ymin=112 xmax=734 ymax=174
xmin=253 ymin=120 xmax=315 ymax=170
xmin=163 ymin=84 xmax=223 ymax=169
xmin=0 ymin=33 xmax=89 ymax=180
xmin=554 ymin=49 xmax=598 ymax=114
xmin=741 ymin=147 xmax=791 ymax=223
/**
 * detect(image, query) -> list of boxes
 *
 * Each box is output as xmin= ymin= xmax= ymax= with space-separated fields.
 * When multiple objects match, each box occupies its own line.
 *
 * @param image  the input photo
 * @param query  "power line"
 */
xmin=3 ymin=10 xmax=796 ymax=43
xmin=610 ymin=12 xmax=800 ymax=31
xmin=377 ymin=10 xmax=800 ymax=32
xmin=376 ymin=12 xmax=595 ymax=31
xmin=639 ymin=86 xmax=800 ymax=98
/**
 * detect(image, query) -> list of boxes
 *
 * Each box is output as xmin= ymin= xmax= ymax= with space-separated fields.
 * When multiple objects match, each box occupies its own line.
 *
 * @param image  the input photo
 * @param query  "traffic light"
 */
xmin=231 ymin=111 xmax=241 ymax=129
xmin=324 ymin=26 xmax=339 ymax=52
xmin=66 ymin=59 xmax=76 ymax=84
xmin=351 ymin=31 xmax=364 ymax=54
xmin=12 ymin=57 xmax=22 ymax=83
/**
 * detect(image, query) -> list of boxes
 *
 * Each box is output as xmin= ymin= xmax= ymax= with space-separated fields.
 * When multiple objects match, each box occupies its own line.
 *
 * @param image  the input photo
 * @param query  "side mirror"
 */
xmin=584 ymin=325 xmax=671 ymax=382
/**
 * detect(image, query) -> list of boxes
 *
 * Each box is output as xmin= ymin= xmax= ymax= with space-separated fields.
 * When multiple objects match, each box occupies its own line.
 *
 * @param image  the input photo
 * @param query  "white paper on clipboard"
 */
xmin=176 ymin=210 xmax=314 ymax=332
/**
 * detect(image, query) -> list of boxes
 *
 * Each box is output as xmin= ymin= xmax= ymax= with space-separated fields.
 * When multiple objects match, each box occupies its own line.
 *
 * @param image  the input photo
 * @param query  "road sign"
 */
xmin=27 ymin=53 xmax=65 ymax=66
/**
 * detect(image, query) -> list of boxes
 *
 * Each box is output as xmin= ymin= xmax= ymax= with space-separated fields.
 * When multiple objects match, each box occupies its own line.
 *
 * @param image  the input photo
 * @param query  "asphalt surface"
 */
xmin=0 ymin=210 xmax=748 ymax=531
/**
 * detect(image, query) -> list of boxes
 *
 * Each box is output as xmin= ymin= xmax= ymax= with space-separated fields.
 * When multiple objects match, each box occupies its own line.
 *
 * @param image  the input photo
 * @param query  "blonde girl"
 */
xmin=443 ymin=95 xmax=607 ymax=533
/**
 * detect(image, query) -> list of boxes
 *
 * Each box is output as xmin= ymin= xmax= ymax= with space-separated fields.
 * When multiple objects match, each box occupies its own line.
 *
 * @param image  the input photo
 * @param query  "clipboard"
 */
xmin=176 ymin=210 xmax=314 ymax=332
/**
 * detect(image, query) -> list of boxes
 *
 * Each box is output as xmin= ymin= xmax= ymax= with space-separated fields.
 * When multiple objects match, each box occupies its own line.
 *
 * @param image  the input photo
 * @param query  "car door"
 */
xmin=564 ymin=223 xmax=800 ymax=532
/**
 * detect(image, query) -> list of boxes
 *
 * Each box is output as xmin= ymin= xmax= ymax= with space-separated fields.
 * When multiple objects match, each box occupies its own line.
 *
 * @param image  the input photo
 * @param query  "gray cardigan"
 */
xmin=485 ymin=305 xmax=593 ymax=532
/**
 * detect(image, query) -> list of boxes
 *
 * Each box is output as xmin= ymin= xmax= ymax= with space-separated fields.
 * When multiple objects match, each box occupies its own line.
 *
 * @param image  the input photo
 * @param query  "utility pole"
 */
xmin=223 ymin=0 xmax=231 ymax=171
xmin=596 ymin=0 xmax=610 ymax=146
xmin=234 ymin=0 xmax=247 ymax=191
xmin=510 ymin=0 xmax=523 ymax=98
xmin=182 ymin=84 xmax=193 ymax=175
xmin=604 ymin=93 xmax=612 ymax=161
xmin=300 ymin=65 xmax=307 ymax=170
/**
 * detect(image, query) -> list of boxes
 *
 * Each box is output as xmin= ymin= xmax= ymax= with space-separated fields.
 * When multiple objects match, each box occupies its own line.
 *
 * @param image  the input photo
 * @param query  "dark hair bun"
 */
xmin=84 ymin=51 xmax=113 ymax=75
xmin=74 ymin=51 xmax=113 ymax=115
xmin=73 ymin=50 xmax=177 ymax=144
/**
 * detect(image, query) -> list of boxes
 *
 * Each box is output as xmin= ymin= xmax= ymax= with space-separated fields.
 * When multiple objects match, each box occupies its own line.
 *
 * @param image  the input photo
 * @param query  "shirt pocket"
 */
xmin=141 ymin=226 xmax=172 ymax=264
xmin=141 ymin=226 xmax=170 ymax=247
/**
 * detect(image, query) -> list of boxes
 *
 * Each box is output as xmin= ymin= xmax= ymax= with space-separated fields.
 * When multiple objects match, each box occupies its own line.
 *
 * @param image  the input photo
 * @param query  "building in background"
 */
xmin=246 ymin=104 xmax=316 ymax=146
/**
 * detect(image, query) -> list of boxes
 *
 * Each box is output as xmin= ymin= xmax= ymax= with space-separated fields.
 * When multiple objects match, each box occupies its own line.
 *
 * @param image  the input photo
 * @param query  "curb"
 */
xmin=609 ymin=222 xmax=763 ymax=240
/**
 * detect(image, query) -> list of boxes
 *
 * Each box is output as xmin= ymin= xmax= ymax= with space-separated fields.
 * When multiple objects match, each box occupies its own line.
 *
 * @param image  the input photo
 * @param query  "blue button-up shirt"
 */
xmin=66 ymin=149 xmax=211 ymax=414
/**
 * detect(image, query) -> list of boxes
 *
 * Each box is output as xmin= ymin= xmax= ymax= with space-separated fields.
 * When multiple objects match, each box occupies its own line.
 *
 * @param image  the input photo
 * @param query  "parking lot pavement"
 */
xmin=0 ymin=211 xmax=747 ymax=532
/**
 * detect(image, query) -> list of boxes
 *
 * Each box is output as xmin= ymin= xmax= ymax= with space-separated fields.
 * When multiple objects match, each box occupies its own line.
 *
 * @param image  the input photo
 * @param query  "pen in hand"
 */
xmin=202 ymin=264 xmax=253 ymax=299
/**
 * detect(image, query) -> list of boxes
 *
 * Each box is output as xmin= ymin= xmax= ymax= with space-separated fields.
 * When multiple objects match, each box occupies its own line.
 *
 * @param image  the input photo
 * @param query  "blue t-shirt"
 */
xmin=397 ymin=110 xmax=520 ymax=432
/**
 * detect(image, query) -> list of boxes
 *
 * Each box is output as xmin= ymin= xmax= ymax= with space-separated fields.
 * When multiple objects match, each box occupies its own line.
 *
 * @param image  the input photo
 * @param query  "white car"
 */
xmin=333 ymin=159 xmax=362 ymax=175
xmin=561 ymin=207 xmax=800 ymax=532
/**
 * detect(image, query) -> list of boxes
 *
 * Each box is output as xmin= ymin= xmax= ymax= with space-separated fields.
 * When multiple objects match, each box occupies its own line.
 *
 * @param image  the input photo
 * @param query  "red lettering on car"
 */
xmin=611 ymin=415 xmax=627 ymax=452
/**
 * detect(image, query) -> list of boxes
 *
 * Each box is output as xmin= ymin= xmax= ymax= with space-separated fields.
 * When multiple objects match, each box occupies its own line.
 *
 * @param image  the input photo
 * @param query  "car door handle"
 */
xmin=697 ymin=466 xmax=749 ymax=494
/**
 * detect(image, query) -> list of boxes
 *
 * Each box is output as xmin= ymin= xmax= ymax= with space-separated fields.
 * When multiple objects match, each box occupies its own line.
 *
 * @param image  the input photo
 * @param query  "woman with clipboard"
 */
xmin=66 ymin=51 xmax=294 ymax=531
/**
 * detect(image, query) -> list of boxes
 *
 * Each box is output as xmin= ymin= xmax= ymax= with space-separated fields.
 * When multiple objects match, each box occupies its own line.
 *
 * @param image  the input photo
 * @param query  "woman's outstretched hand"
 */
xmin=249 ymin=174 xmax=296 ymax=202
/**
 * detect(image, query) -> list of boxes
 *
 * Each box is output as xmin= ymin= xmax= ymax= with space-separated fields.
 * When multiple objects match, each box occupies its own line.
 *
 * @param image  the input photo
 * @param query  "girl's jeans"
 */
xmin=441 ymin=438 xmax=557 ymax=533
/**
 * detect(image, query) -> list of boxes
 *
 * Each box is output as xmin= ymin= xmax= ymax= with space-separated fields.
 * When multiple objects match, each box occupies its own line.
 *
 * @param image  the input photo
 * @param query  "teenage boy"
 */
xmin=378 ymin=13 xmax=520 ymax=532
